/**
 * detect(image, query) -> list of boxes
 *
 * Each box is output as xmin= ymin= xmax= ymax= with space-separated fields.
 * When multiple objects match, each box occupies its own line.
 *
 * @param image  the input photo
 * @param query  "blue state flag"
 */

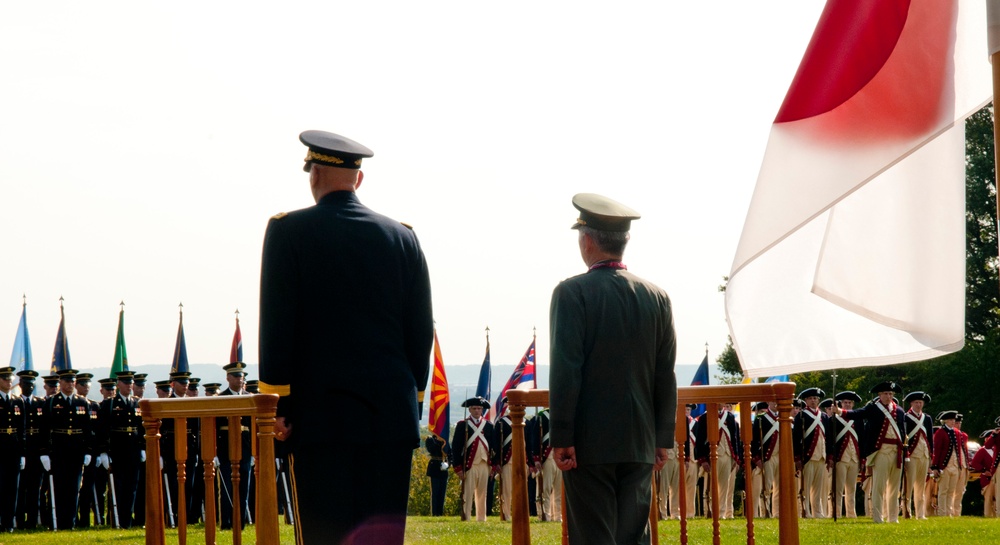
xmin=765 ymin=375 xmax=790 ymax=383
xmin=9 ymin=301 xmax=33 ymax=372
xmin=50 ymin=299 xmax=72 ymax=373
xmin=170 ymin=306 xmax=190 ymax=374
xmin=689 ymin=354 xmax=709 ymax=418
xmin=476 ymin=334 xmax=492 ymax=420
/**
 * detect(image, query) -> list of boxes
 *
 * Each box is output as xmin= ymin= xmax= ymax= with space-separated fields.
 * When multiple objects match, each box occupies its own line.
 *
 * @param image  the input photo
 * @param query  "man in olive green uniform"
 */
xmin=550 ymin=193 xmax=677 ymax=545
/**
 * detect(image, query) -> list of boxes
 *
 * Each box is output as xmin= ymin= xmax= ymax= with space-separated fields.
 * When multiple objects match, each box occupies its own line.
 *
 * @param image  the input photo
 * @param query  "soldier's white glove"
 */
xmin=20 ymin=457 xmax=25 ymax=470
xmin=250 ymin=456 xmax=255 ymax=467
xmin=99 ymin=453 xmax=110 ymax=469
xmin=40 ymin=455 xmax=51 ymax=472
xmin=213 ymin=456 xmax=220 ymax=468
xmin=159 ymin=456 xmax=164 ymax=469
xmin=83 ymin=454 xmax=92 ymax=467
xmin=140 ymin=450 xmax=146 ymax=463
xmin=441 ymin=461 xmax=449 ymax=470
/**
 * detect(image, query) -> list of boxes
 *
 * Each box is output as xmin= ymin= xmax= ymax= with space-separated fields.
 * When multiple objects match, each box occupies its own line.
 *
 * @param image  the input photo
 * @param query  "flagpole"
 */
xmin=831 ymin=370 xmax=838 ymax=522
xmin=991 ymin=1 xmax=1000 ymax=253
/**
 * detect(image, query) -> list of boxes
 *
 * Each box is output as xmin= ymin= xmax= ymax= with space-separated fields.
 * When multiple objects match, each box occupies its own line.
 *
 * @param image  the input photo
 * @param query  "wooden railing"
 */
xmin=506 ymin=383 xmax=799 ymax=545
xmin=139 ymin=394 xmax=280 ymax=545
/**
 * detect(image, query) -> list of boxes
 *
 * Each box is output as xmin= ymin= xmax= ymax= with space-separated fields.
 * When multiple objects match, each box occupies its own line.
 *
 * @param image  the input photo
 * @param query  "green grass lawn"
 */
xmin=0 ymin=516 xmax=996 ymax=544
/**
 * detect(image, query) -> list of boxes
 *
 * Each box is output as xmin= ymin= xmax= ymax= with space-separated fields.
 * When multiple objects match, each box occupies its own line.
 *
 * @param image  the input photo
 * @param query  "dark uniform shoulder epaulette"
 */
xmin=400 ymin=221 xmax=413 ymax=230
xmin=271 ymin=212 xmax=288 ymax=221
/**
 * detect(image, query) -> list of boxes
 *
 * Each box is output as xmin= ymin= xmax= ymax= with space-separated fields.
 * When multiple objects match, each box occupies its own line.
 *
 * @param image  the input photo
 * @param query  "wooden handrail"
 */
xmin=140 ymin=394 xmax=280 ymax=545
xmin=508 ymin=383 xmax=800 ymax=545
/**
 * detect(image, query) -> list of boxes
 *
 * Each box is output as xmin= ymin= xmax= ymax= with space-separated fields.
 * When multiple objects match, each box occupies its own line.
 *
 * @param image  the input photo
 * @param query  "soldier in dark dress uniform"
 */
xmin=132 ymin=373 xmax=147 ymax=528
xmin=752 ymin=401 xmax=781 ymax=517
xmin=216 ymin=362 xmax=251 ymax=530
xmin=0 ymin=367 xmax=26 ymax=532
xmin=451 ymin=397 xmax=496 ymax=521
xmin=528 ymin=408 xmax=561 ymax=521
xmin=96 ymin=371 xmax=143 ymax=529
xmin=694 ymin=405 xmax=743 ymax=519
xmin=792 ymin=387 xmax=833 ymax=519
xmin=75 ymin=373 xmax=103 ymax=527
xmin=259 ymin=130 xmax=433 ymax=545
xmin=160 ymin=371 xmax=199 ymax=526
xmin=40 ymin=369 xmax=93 ymax=530
xmin=15 ymin=370 xmax=44 ymax=530
xmin=425 ymin=432 xmax=451 ymax=516
xmin=549 ymin=194 xmax=677 ymax=544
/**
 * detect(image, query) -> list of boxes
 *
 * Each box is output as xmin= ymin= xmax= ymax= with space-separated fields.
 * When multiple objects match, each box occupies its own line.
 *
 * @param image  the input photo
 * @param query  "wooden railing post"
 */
xmin=143 ymin=413 xmax=165 ymax=545
xmin=253 ymin=394 xmax=279 ymax=545
xmin=510 ymin=399 xmax=529 ymax=545
xmin=200 ymin=416 xmax=218 ymax=545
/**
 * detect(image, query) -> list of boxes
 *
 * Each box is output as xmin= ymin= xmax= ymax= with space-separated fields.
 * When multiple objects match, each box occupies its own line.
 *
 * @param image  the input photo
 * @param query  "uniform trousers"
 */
xmin=761 ymin=454 xmax=780 ymax=518
xmin=16 ymin=457 xmax=42 ymax=529
xmin=77 ymin=458 xmax=99 ymax=526
xmin=51 ymin=450 xmax=85 ymax=530
xmin=219 ymin=460 xmax=251 ymax=530
xmin=462 ymin=460 xmax=490 ymax=522
xmin=683 ymin=460 xmax=698 ymax=517
xmin=835 ymin=458 xmax=859 ymax=518
xmin=905 ymin=454 xmax=930 ymax=519
xmin=870 ymin=444 xmax=902 ymax=523
xmin=564 ymin=462 xmax=653 ymax=545
xmin=290 ymin=440 xmax=411 ymax=545
xmin=109 ymin=457 xmax=141 ymax=529
xmin=0 ymin=452 xmax=20 ymax=531
xmin=498 ymin=463 xmax=513 ymax=520
xmin=802 ymin=458 xmax=827 ymax=518
xmin=952 ymin=468 xmax=968 ymax=516
xmin=540 ymin=457 xmax=563 ymax=522
xmin=749 ymin=466 xmax=762 ymax=518
xmin=991 ymin=475 xmax=1000 ymax=517
xmin=982 ymin=478 xmax=996 ymax=518
xmin=937 ymin=463 xmax=960 ymax=517
xmin=710 ymin=453 xmax=736 ymax=519
xmin=428 ymin=472 xmax=448 ymax=516
xmin=657 ymin=449 xmax=679 ymax=519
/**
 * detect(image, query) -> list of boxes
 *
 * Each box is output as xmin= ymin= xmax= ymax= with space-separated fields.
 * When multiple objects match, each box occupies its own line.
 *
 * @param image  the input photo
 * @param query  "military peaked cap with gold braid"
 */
xmin=570 ymin=193 xmax=640 ymax=232
xmin=299 ymin=130 xmax=374 ymax=172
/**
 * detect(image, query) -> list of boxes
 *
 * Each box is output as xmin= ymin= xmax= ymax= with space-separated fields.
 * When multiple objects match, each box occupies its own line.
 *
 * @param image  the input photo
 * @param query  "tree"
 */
xmin=964 ymin=105 xmax=999 ymax=341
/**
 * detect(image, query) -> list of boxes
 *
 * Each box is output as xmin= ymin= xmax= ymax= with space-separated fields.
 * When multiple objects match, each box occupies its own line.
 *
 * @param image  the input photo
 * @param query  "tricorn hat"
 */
xmin=835 ymin=391 xmax=862 ymax=403
xmin=461 ymin=396 xmax=490 ymax=410
xmin=870 ymin=381 xmax=901 ymax=394
xmin=903 ymin=391 xmax=931 ymax=405
xmin=798 ymin=387 xmax=824 ymax=400
xmin=937 ymin=410 xmax=958 ymax=422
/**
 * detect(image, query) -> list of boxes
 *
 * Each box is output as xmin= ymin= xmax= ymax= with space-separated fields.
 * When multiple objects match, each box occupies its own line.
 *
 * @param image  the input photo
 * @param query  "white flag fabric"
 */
xmin=727 ymin=0 xmax=993 ymax=378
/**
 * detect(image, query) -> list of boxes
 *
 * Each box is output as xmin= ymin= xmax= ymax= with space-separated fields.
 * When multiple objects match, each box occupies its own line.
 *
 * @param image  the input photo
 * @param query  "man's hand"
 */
xmin=653 ymin=448 xmax=669 ymax=472
xmin=275 ymin=416 xmax=292 ymax=441
xmin=553 ymin=447 xmax=577 ymax=471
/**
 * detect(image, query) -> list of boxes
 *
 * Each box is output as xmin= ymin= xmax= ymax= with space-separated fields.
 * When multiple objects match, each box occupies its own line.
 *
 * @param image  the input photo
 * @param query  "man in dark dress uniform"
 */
xmin=96 ymin=371 xmax=144 ymax=529
xmin=529 ymin=408 xmax=562 ymax=521
xmin=76 ymin=374 xmax=105 ymax=527
xmin=836 ymin=381 xmax=906 ymax=523
xmin=40 ymin=369 xmax=93 ymax=530
xmin=424 ymin=432 xmax=450 ymax=516
xmin=259 ymin=130 xmax=433 ymax=545
xmin=216 ymin=362 xmax=251 ymax=530
xmin=15 ymin=370 xmax=44 ymax=530
xmin=132 ymin=373 xmax=147 ymax=527
xmin=832 ymin=391 xmax=862 ymax=518
xmin=0 ymin=367 xmax=26 ymax=532
xmin=549 ymin=193 xmax=677 ymax=545
xmin=903 ymin=391 xmax=933 ymax=519
xmin=160 ymin=371 xmax=199 ymax=526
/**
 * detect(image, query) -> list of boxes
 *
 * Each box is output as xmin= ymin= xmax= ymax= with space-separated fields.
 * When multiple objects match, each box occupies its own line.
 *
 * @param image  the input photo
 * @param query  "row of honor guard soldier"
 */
xmin=216 ymin=361 xmax=253 ymax=530
xmin=693 ymin=402 xmax=742 ymax=519
xmin=658 ymin=403 xmax=697 ymax=520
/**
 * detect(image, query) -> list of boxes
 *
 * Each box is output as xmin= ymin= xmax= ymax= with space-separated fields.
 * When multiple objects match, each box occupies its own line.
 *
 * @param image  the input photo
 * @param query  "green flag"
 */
xmin=110 ymin=304 xmax=128 ymax=377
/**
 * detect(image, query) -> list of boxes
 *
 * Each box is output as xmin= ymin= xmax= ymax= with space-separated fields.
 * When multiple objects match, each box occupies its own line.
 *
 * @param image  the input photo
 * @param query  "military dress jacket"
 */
xmin=450 ymin=417 xmax=496 ymax=472
xmin=751 ymin=410 xmax=780 ymax=465
xmin=41 ymin=392 xmax=94 ymax=457
xmin=549 ymin=267 xmax=677 ymax=466
xmin=259 ymin=191 xmax=433 ymax=448
xmin=0 ymin=392 xmax=26 ymax=458
xmin=96 ymin=394 xmax=144 ymax=461
xmin=792 ymin=408 xmax=834 ymax=463
xmin=216 ymin=388 xmax=251 ymax=463
xmin=694 ymin=410 xmax=743 ymax=465
xmin=904 ymin=410 xmax=933 ymax=458
xmin=424 ymin=434 xmax=451 ymax=478
xmin=840 ymin=400 xmax=906 ymax=460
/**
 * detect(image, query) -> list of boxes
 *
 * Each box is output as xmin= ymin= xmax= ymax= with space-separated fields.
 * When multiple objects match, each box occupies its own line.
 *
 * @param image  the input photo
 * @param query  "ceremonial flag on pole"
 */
xmin=726 ymin=0 xmax=992 ymax=378
xmin=765 ymin=375 xmax=790 ymax=384
xmin=477 ymin=329 xmax=492 ymax=420
xmin=493 ymin=336 xmax=536 ymax=422
xmin=428 ymin=330 xmax=451 ymax=441
xmin=9 ymin=298 xmax=33 ymax=373
xmin=170 ymin=304 xmax=190 ymax=374
xmin=109 ymin=302 xmax=128 ymax=378
xmin=50 ymin=298 xmax=71 ymax=373
xmin=689 ymin=354 xmax=709 ymax=419
xmin=230 ymin=310 xmax=243 ymax=363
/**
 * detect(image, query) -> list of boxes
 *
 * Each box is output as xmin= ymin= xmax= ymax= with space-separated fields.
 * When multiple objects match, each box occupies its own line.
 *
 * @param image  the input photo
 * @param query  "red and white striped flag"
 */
xmin=727 ymin=0 xmax=992 ymax=377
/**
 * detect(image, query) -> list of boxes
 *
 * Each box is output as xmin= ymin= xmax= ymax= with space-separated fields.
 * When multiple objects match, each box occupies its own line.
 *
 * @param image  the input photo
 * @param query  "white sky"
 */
xmin=0 ymin=1 xmax=826 ymax=379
